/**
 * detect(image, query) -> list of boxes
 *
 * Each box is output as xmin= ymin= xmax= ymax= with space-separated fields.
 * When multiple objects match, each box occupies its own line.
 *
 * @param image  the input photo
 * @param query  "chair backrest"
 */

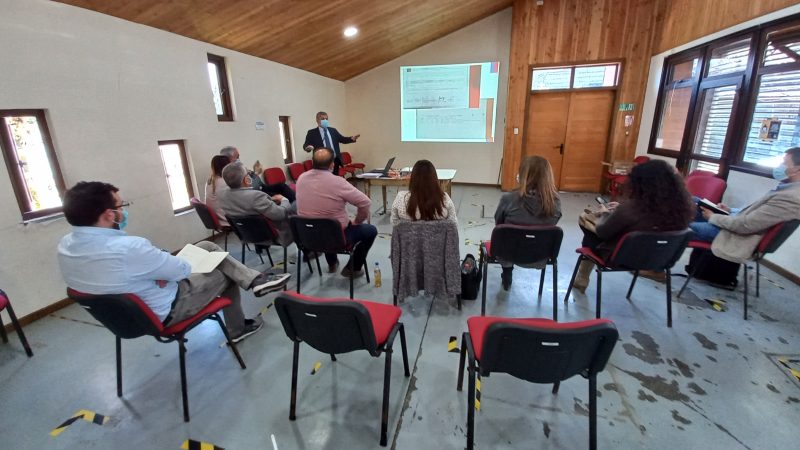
xmin=303 ymin=160 xmax=313 ymax=171
xmin=67 ymin=289 xmax=164 ymax=338
xmin=274 ymin=292 xmax=378 ymax=355
xmin=287 ymin=163 xmax=305 ymax=182
xmin=227 ymin=214 xmax=280 ymax=245
xmin=608 ymin=229 xmax=692 ymax=270
xmin=685 ymin=175 xmax=727 ymax=203
xmin=341 ymin=152 xmax=353 ymax=165
xmin=290 ymin=217 xmax=347 ymax=253
xmin=489 ymin=225 xmax=563 ymax=265
xmin=633 ymin=155 xmax=650 ymax=164
xmin=190 ymin=197 xmax=222 ymax=231
xmin=480 ymin=319 xmax=618 ymax=382
xmin=756 ymin=219 xmax=800 ymax=255
xmin=264 ymin=167 xmax=287 ymax=185
xmin=686 ymin=169 xmax=716 ymax=178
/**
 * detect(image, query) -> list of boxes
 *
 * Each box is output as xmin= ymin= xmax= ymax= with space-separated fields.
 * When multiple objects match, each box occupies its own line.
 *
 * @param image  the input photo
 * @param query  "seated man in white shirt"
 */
xmin=57 ymin=181 xmax=289 ymax=343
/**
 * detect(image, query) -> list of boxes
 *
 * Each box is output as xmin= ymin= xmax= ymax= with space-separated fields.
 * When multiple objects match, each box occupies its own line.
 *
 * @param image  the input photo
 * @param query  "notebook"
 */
xmin=362 ymin=157 xmax=396 ymax=178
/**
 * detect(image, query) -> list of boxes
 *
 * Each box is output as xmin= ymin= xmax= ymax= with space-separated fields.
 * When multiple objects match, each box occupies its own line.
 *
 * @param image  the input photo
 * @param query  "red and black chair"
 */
xmin=274 ymin=292 xmax=410 ymax=447
xmin=341 ymin=152 xmax=365 ymax=176
xmin=685 ymin=174 xmax=727 ymax=203
xmin=564 ymin=229 xmax=692 ymax=327
xmin=456 ymin=316 xmax=618 ymax=450
xmin=226 ymin=214 xmax=291 ymax=272
xmin=302 ymin=159 xmax=313 ymax=171
xmin=66 ymin=289 xmax=246 ymax=421
xmin=0 ymin=289 xmax=33 ymax=357
xmin=677 ymin=219 xmax=799 ymax=320
xmin=190 ymin=197 xmax=231 ymax=250
xmin=289 ymin=217 xmax=370 ymax=299
xmin=264 ymin=166 xmax=295 ymax=191
xmin=479 ymin=225 xmax=563 ymax=319
xmin=287 ymin=163 xmax=306 ymax=183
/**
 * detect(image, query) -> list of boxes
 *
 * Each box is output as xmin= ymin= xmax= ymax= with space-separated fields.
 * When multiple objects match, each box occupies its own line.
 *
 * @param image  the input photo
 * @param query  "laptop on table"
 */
xmin=361 ymin=157 xmax=396 ymax=178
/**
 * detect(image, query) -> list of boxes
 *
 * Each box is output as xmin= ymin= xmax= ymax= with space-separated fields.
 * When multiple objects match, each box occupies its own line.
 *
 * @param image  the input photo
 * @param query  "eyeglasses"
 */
xmin=113 ymin=201 xmax=132 ymax=209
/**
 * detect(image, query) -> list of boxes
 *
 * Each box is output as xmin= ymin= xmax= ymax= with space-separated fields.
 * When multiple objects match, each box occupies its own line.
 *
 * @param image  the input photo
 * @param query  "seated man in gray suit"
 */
xmin=218 ymin=162 xmax=294 ymax=247
xmin=690 ymin=147 xmax=800 ymax=263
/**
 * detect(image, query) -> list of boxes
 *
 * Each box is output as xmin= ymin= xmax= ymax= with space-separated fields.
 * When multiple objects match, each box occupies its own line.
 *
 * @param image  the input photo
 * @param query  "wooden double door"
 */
xmin=525 ymin=90 xmax=614 ymax=192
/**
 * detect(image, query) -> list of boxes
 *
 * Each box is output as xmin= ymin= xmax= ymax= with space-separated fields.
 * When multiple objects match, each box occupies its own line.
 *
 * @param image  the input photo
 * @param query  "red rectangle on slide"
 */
xmin=469 ymin=65 xmax=481 ymax=108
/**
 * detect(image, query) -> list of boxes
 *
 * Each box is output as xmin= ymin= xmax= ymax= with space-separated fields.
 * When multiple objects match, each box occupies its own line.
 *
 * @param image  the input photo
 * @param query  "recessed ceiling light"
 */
xmin=344 ymin=27 xmax=358 ymax=37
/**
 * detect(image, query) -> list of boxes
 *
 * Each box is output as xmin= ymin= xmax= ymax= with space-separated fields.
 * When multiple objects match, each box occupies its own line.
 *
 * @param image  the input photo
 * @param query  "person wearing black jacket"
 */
xmin=303 ymin=111 xmax=360 ymax=175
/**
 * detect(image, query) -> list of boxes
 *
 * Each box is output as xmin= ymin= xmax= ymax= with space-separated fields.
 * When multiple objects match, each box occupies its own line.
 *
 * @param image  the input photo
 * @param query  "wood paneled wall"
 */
xmin=655 ymin=0 xmax=798 ymax=54
xmin=501 ymin=0 xmax=666 ymax=190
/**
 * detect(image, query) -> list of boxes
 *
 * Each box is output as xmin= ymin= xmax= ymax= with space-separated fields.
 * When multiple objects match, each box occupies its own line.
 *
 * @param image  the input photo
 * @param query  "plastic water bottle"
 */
xmin=374 ymin=262 xmax=382 ymax=287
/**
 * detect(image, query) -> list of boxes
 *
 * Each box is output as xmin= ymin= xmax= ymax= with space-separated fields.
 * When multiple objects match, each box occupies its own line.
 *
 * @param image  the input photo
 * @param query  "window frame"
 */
xmin=157 ymin=139 xmax=195 ymax=215
xmin=530 ymin=61 xmax=621 ymax=93
xmin=0 ymin=109 xmax=66 ymax=221
xmin=207 ymin=53 xmax=234 ymax=122
xmin=648 ymin=14 xmax=800 ymax=178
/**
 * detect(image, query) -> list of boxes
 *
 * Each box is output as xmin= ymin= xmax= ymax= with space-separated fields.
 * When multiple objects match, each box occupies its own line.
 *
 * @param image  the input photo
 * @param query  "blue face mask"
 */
xmin=114 ymin=209 xmax=129 ymax=230
xmin=320 ymin=119 xmax=329 ymax=128
xmin=773 ymin=164 xmax=787 ymax=181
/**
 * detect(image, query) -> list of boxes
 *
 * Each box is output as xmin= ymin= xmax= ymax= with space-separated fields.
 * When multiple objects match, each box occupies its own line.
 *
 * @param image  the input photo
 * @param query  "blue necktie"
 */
xmin=323 ymin=129 xmax=330 ymax=148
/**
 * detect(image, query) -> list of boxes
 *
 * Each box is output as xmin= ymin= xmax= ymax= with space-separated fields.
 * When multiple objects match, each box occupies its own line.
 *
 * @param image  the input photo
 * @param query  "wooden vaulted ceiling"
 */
xmin=54 ymin=0 xmax=514 ymax=81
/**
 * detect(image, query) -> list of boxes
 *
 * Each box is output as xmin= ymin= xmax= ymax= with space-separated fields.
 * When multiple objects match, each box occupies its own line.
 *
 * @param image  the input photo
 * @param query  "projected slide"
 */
xmin=401 ymin=62 xmax=499 ymax=143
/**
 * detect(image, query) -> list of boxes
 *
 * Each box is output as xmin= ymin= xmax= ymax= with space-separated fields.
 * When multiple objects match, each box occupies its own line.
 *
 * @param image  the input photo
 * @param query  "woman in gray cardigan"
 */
xmin=493 ymin=156 xmax=562 ymax=290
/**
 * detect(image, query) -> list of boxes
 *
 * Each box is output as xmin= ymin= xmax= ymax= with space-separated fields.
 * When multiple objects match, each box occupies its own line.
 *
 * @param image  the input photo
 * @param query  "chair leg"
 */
xmin=537 ymin=267 xmax=546 ymax=301
xmin=283 ymin=247 xmax=288 ymax=274
xmin=364 ymin=259 xmax=371 ymax=284
xmin=552 ymin=381 xmax=560 ymax=394
xmin=756 ymin=260 xmax=760 ymax=298
xmin=666 ymin=269 xmax=673 ymax=328
xmin=595 ymin=270 xmax=602 ymax=319
xmin=466 ymin=355 xmax=476 ymax=450
xmin=215 ymin=314 xmax=246 ymax=369
xmin=349 ymin=258 xmax=354 ymax=299
xmin=564 ymin=257 xmax=583 ymax=303
xmin=116 ymin=336 xmax=122 ymax=397
xmin=626 ymin=271 xmax=639 ymax=300
xmin=589 ymin=374 xmax=597 ymax=450
xmin=290 ymin=341 xmax=299 ymax=420
xmin=265 ymin=246 xmax=274 ymax=266
xmin=380 ymin=345 xmax=393 ymax=446
xmin=399 ymin=324 xmax=410 ymax=377
xmin=240 ymin=243 xmax=246 ymax=265
xmin=257 ymin=248 xmax=266 ymax=265
xmin=315 ymin=256 xmax=322 ymax=277
xmin=678 ymin=249 xmax=709 ymax=299
xmin=330 ymin=353 xmax=337 ymax=362
xmin=224 ymin=231 xmax=228 ymax=251
xmin=743 ymin=264 xmax=749 ymax=320
xmin=457 ymin=332 xmax=467 ymax=391
xmin=393 ymin=294 xmax=397 ymax=306
xmin=480 ymin=257 xmax=489 ymax=316
xmin=296 ymin=250 xmax=302 ymax=294
xmin=0 ymin=315 xmax=7 ymax=343
xmin=178 ymin=339 xmax=190 ymax=422
xmin=552 ymin=261 xmax=558 ymax=322
xmin=456 ymin=294 xmax=461 ymax=311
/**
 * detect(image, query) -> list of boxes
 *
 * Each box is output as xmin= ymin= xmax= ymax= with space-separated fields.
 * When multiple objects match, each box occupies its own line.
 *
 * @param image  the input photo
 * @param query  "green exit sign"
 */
xmin=619 ymin=103 xmax=635 ymax=111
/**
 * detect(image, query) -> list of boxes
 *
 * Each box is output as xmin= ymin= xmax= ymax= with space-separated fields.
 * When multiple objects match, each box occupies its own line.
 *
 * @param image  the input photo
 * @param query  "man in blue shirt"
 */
xmin=57 ymin=181 xmax=289 ymax=342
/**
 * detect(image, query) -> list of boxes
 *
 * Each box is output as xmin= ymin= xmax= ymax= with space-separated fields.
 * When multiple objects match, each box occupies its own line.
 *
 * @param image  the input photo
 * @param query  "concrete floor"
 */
xmin=1 ymin=185 xmax=799 ymax=450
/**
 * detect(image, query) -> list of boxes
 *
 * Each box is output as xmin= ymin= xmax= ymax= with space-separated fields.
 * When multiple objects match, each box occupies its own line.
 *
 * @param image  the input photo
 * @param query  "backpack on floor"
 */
xmin=460 ymin=253 xmax=481 ymax=300
xmin=685 ymin=248 xmax=740 ymax=288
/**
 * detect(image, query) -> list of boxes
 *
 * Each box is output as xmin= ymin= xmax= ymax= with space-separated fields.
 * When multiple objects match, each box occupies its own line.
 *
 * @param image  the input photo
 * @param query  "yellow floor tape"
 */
xmin=448 ymin=336 xmax=459 ymax=353
xmin=181 ymin=439 xmax=225 ymax=450
xmin=50 ymin=409 xmax=107 ymax=437
xmin=311 ymin=361 xmax=322 ymax=375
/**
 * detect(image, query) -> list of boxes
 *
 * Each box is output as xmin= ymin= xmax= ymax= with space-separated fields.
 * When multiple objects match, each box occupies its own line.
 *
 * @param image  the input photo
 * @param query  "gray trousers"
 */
xmin=164 ymin=241 xmax=261 ymax=336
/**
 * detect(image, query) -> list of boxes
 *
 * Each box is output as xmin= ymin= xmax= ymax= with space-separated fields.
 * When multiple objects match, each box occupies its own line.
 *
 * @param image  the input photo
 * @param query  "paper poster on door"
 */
xmin=759 ymin=118 xmax=781 ymax=140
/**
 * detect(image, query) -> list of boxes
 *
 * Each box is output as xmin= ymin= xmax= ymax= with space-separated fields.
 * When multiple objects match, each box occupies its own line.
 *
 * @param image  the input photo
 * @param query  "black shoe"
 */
xmin=341 ymin=265 xmax=365 ymax=279
xmin=501 ymin=268 xmax=513 ymax=291
xmin=231 ymin=318 xmax=263 ymax=343
xmin=251 ymin=272 xmax=291 ymax=296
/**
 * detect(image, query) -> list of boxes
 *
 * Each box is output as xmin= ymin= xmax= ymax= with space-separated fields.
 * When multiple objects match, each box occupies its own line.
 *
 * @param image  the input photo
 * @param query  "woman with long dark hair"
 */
xmin=573 ymin=159 xmax=694 ymax=292
xmin=391 ymin=160 xmax=457 ymax=224
xmin=493 ymin=155 xmax=562 ymax=289
xmin=204 ymin=154 xmax=231 ymax=226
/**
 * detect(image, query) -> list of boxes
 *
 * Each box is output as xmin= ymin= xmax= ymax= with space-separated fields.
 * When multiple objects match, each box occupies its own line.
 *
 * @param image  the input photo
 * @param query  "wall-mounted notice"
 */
xmin=400 ymin=62 xmax=500 ymax=143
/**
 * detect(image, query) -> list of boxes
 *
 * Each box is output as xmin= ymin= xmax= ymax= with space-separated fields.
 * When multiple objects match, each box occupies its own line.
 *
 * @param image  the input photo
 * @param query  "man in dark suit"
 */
xmin=303 ymin=111 xmax=360 ymax=176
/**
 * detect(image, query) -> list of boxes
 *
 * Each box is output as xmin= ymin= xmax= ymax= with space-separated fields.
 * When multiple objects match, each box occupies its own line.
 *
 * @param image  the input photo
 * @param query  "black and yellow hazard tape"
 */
xmin=448 ymin=336 xmax=459 ymax=353
xmin=475 ymin=373 xmax=482 ymax=411
xmin=259 ymin=302 xmax=274 ymax=316
xmin=778 ymin=358 xmax=800 ymax=382
xmin=311 ymin=361 xmax=322 ymax=375
xmin=181 ymin=439 xmax=225 ymax=450
xmin=704 ymin=298 xmax=727 ymax=312
xmin=50 ymin=409 xmax=108 ymax=437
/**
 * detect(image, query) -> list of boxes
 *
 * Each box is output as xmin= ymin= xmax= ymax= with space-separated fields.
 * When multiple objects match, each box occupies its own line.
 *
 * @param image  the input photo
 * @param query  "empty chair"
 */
xmin=264 ymin=166 xmax=295 ymax=190
xmin=456 ymin=316 xmax=618 ymax=450
xmin=341 ymin=151 xmax=365 ymax=175
xmin=479 ymin=225 xmax=563 ymax=319
xmin=391 ymin=220 xmax=461 ymax=308
xmin=564 ymin=230 xmax=692 ymax=327
xmin=190 ymin=197 xmax=231 ymax=250
xmin=686 ymin=174 xmax=727 ymax=203
xmin=290 ymin=217 xmax=370 ymax=298
xmin=287 ymin=163 xmax=306 ymax=183
xmin=67 ymin=289 xmax=246 ymax=421
xmin=273 ymin=292 xmax=410 ymax=447
xmin=0 ymin=289 xmax=33 ymax=357
xmin=678 ymin=219 xmax=799 ymax=319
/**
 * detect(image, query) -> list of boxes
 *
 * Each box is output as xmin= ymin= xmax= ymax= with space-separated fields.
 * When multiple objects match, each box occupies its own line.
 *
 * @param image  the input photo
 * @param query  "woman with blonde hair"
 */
xmin=204 ymin=154 xmax=231 ymax=227
xmin=493 ymin=155 xmax=562 ymax=290
xmin=391 ymin=159 xmax=457 ymax=224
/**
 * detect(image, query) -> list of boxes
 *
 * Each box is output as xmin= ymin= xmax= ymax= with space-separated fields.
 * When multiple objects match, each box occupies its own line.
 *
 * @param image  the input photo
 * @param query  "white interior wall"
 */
xmin=0 ymin=0 xmax=346 ymax=316
xmin=636 ymin=4 xmax=800 ymax=276
xmin=344 ymin=8 xmax=512 ymax=185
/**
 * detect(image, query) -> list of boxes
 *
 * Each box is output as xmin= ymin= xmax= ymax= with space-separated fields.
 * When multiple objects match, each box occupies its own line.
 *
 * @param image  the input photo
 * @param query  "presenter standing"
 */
xmin=303 ymin=111 xmax=360 ymax=176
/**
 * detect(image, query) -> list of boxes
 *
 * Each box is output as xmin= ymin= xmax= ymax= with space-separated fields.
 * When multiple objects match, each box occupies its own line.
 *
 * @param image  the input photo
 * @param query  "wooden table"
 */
xmin=357 ymin=169 xmax=457 ymax=223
